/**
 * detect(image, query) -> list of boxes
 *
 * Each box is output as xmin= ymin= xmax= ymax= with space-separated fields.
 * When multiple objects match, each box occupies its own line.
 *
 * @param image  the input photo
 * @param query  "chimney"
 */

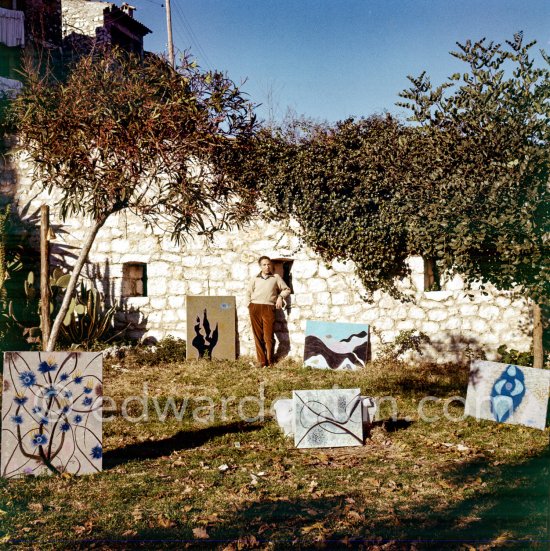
xmin=120 ymin=2 xmax=135 ymax=18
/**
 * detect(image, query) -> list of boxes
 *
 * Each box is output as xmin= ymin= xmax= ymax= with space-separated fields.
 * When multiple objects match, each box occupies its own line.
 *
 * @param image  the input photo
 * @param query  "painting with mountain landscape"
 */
xmin=303 ymin=320 xmax=369 ymax=370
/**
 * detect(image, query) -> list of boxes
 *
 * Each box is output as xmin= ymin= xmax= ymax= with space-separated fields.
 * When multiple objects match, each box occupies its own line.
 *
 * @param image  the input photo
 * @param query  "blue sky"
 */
xmin=129 ymin=0 xmax=549 ymax=123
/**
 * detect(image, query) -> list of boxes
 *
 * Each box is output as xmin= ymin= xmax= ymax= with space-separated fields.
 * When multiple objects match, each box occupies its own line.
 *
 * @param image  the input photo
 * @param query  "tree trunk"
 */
xmin=532 ymin=301 xmax=543 ymax=369
xmin=40 ymin=205 xmax=51 ymax=348
xmin=46 ymin=214 xmax=108 ymax=352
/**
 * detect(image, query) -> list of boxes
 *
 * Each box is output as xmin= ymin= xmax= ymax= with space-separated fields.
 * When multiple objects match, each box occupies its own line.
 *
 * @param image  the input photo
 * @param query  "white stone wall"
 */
xmin=8 ymin=151 xmax=533 ymax=363
xmin=62 ymin=0 xmax=109 ymax=40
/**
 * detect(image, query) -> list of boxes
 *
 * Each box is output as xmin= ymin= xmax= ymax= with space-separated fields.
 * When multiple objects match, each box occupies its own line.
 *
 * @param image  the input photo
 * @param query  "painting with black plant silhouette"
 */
xmin=464 ymin=360 xmax=550 ymax=430
xmin=186 ymin=296 xmax=236 ymax=360
xmin=304 ymin=320 xmax=369 ymax=370
xmin=1 ymin=352 xmax=102 ymax=478
xmin=293 ymin=388 xmax=363 ymax=448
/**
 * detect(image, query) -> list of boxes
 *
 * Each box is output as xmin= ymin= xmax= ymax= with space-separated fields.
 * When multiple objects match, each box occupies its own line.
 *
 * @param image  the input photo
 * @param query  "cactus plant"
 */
xmin=0 ymin=205 xmax=8 ymax=305
xmin=0 ymin=206 xmax=43 ymax=350
xmin=59 ymin=281 xmax=116 ymax=348
xmin=0 ymin=269 xmax=41 ymax=347
xmin=1 ymin=249 xmax=118 ymax=350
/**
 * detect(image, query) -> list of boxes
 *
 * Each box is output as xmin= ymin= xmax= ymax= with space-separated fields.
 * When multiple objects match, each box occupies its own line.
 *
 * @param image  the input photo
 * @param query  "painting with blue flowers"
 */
xmin=464 ymin=360 xmax=550 ymax=430
xmin=1 ymin=351 xmax=102 ymax=478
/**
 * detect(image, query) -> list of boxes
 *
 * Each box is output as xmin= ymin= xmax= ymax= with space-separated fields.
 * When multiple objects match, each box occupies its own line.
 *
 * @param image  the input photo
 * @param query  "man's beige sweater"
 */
xmin=246 ymin=273 xmax=291 ymax=305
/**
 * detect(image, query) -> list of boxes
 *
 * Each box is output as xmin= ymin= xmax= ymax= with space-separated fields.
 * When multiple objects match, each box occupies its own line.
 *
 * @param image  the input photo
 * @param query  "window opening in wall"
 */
xmin=423 ymin=257 xmax=441 ymax=292
xmin=122 ymin=262 xmax=147 ymax=297
xmin=271 ymin=259 xmax=294 ymax=294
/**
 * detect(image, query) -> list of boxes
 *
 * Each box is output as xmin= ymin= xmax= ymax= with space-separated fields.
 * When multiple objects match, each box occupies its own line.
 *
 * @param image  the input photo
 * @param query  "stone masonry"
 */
xmin=62 ymin=0 xmax=108 ymax=41
xmin=62 ymin=0 xmax=150 ymax=55
xmin=9 ymin=151 xmax=533 ymax=363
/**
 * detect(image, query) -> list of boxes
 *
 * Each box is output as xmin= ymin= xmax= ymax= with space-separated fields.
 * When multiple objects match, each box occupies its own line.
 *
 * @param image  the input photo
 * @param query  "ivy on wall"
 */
xmin=238 ymin=34 xmax=548 ymax=312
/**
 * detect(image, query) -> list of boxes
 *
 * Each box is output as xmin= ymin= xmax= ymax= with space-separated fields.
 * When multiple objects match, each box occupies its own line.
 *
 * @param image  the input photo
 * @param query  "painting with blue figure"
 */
xmin=304 ymin=320 xmax=369 ymax=370
xmin=490 ymin=364 xmax=526 ymax=422
xmin=465 ymin=360 xmax=550 ymax=430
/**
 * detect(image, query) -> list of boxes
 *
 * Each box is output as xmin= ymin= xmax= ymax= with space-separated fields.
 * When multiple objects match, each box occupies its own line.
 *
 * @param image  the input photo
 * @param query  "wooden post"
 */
xmin=40 ymin=205 xmax=51 ymax=349
xmin=533 ymin=301 xmax=543 ymax=369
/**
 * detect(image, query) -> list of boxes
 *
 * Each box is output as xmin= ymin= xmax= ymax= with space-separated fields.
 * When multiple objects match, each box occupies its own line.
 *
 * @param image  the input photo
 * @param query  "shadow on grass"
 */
xmin=374 ymin=361 xmax=471 ymax=397
xmin=418 ymin=447 xmax=550 ymax=547
xmin=103 ymin=421 xmax=264 ymax=468
xmin=97 ymin=444 xmax=549 ymax=549
xmin=19 ymin=439 xmax=548 ymax=550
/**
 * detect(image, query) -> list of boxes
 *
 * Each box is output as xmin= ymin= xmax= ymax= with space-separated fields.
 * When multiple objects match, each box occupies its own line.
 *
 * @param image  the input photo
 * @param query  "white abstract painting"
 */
xmin=293 ymin=388 xmax=363 ymax=448
xmin=303 ymin=320 xmax=369 ymax=370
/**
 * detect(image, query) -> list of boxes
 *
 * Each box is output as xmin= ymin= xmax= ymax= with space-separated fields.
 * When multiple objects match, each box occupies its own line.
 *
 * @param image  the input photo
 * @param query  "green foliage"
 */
xmin=8 ymin=47 xmax=258 ymax=351
xmin=497 ymin=345 xmax=534 ymax=367
xmin=0 ymin=206 xmax=43 ymax=351
xmin=497 ymin=344 xmax=549 ymax=367
xmin=241 ymin=115 xmax=425 ymax=298
xmin=397 ymin=33 xmax=549 ymax=304
xmin=377 ymin=330 xmax=431 ymax=362
xmin=0 ymin=270 xmax=41 ymax=349
xmin=129 ymin=335 xmax=187 ymax=366
xmin=244 ymin=34 xmax=548 ymax=310
xmin=58 ymin=282 xmax=116 ymax=349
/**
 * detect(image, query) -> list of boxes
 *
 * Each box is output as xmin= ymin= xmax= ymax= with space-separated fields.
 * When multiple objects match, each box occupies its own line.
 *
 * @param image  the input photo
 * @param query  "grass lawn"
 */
xmin=0 ymin=355 xmax=549 ymax=550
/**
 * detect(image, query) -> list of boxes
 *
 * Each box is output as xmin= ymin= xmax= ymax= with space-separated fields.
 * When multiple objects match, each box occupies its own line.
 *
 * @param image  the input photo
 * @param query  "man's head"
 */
xmin=258 ymin=256 xmax=272 ymax=276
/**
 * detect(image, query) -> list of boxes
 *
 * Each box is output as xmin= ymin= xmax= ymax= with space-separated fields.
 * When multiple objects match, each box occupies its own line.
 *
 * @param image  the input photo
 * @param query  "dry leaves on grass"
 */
xmin=155 ymin=514 xmax=176 ymax=529
xmin=301 ymin=521 xmax=327 ymax=535
xmin=192 ymin=526 xmax=210 ymax=539
xmin=346 ymin=510 xmax=364 ymax=522
xmin=222 ymin=535 xmax=260 ymax=551
xmin=73 ymin=520 xmax=94 ymax=535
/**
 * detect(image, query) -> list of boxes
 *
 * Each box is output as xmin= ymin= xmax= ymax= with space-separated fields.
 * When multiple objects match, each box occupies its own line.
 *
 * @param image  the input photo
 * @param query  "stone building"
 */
xmin=0 ymin=0 xmax=62 ymax=96
xmin=1 ymin=1 xmax=534 ymax=363
xmin=62 ymin=0 xmax=150 ymax=56
xmin=9 ymin=148 xmax=533 ymax=363
xmin=0 ymin=0 xmax=150 ymax=96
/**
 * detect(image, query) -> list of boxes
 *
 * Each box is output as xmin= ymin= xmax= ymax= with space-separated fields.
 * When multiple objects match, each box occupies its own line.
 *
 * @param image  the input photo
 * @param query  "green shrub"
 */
xmin=497 ymin=345 xmax=538 ymax=367
xmin=377 ymin=329 xmax=431 ymax=362
xmin=130 ymin=335 xmax=187 ymax=366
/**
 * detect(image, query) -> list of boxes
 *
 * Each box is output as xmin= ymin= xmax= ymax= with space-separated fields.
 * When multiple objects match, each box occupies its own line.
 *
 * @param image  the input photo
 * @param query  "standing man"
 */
xmin=246 ymin=256 xmax=291 ymax=367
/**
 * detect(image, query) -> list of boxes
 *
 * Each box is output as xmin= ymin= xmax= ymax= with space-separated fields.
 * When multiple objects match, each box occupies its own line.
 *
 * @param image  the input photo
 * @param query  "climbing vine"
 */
xmin=241 ymin=34 xmax=548 ymax=363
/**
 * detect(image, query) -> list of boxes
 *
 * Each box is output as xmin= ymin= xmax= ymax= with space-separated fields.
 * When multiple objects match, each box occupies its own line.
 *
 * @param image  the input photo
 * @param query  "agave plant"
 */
xmin=58 ymin=282 xmax=116 ymax=349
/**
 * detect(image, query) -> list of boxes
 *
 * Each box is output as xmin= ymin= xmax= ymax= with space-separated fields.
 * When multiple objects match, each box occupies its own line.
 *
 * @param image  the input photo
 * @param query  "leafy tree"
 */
xmin=8 ymin=49 xmax=257 ymax=351
xmin=398 ymin=33 xmax=549 ymax=366
xmin=244 ymin=34 xmax=548 ymax=366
